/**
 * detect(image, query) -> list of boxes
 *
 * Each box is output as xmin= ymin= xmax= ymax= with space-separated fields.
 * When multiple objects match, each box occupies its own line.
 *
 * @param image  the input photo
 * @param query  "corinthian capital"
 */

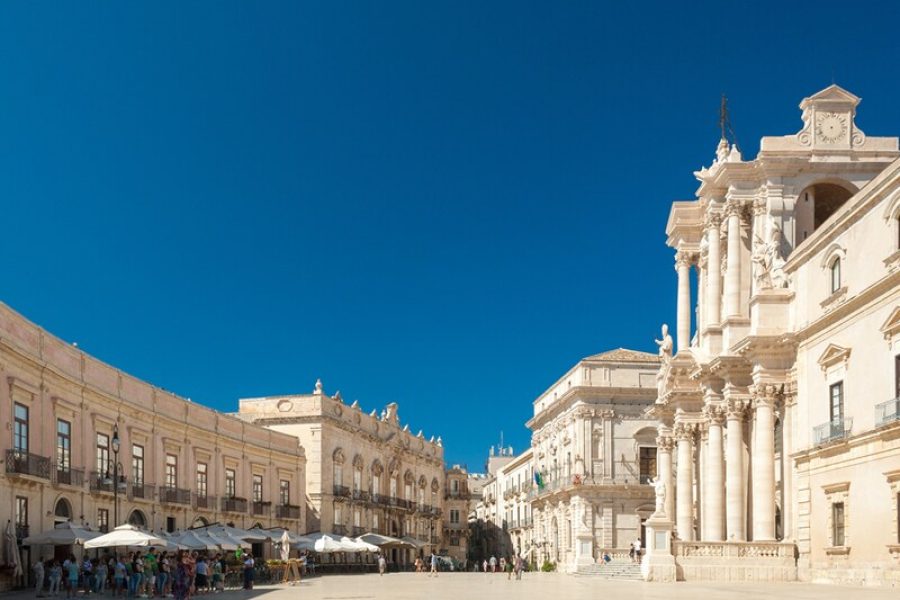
xmin=705 ymin=210 xmax=722 ymax=230
xmin=725 ymin=398 xmax=749 ymax=419
xmin=723 ymin=198 xmax=744 ymax=219
xmin=702 ymin=403 xmax=726 ymax=425
xmin=655 ymin=435 xmax=675 ymax=452
xmin=673 ymin=422 xmax=696 ymax=441
xmin=675 ymin=250 xmax=695 ymax=269
xmin=749 ymin=383 xmax=781 ymax=409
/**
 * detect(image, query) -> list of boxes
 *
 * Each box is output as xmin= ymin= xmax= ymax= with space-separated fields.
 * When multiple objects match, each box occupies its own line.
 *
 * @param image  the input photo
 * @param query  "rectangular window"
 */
xmin=334 ymin=505 xmax=342 ymax=527
xmin=372 ymin=474 xmax=381 ymax=496
xmin=15 ymin=496 xmax=27 ymax=537
xmin=451 ymin=479 xmax=459 ymax=494
xmin=450 ymin=509 xmax=460 ymax=524
xmin=252 ymin=474 xmax=263 ymax=502
xmin=96 ymin=433 xmax=110 ymax=475
xmin=832 ymin=502 xmax=845 ymax=547
xmin=57 ymin=419 xmax=71 ymax=471
xmin=372 ymin=513 xmax=379 ymax=531
xmin=165 ymin=454 xmax=177 ymax=488
xmin=97 ymin=509 xmax=109 ymax=533
xmin=225 ymin=468 xmax=236 ymax=498
xmin=196 ymin=463 xmax=208 ymax=498
xmin=353 ymin=509 xmax=361 ymax=527
xmin=353 ymin=469 xmax=361 ymax=492
xmin=132 ymin=445 xmax=144 ymax=485
xmin=280 ymin=480 xmax=290 ymax=505
xmin=830 ymin=259 xmax=842 ymax=294
xmin=639 ymin=447 xmax=658 ymax=482
xmin=14 ymin=403 xmax=29 ymax=453
xmin=830 ymin=382 xmax=844 ymax=423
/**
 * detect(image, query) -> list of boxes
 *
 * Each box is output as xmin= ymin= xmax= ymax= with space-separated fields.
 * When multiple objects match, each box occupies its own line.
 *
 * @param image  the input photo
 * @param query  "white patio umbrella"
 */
xmin=171 ymin=530 xmax=217 ymax=551
xmin=23 ymin=522 xmax=100 ymax=546
xmin=312 ymin=533 xmax=344 ymax=553
xmin=291 ymin=535 xmax=317 ymax=552
xmin=4 ymin=521 xmax=22 ymax=578
xmin=357 ymin=532 xmax=414 ymax=549
xmin=84 ymin=524 xmax=167 ymax=549
xmin=279 ymin=530 xmax=290 ymax=561
xmin=342 ymin=537 xmax=378 ymax=552
xmin=202 ymin=530 xmax=239 ymax=551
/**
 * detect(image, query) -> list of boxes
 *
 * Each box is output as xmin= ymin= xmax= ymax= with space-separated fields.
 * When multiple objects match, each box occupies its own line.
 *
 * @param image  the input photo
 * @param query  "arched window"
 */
xmin=54 ymin=498 xmax=72 ymax=522
xmin=830 ymin=257 xmax=842 ymax=294
xmin=191 ymin=516 xmax=209 ymax=528
xmin=128 ymin=510 xmax=147 ymax=528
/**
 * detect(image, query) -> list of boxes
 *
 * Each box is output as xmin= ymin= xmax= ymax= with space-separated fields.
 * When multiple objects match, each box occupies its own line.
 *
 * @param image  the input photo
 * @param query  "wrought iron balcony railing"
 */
xmin=192 ymin=493 xmax=216 ymax=510
xmin=90 ymin=470 xmax=114 ymax=493
xmin=275 ymin=504 xmax=301 ymax=519
xmin=333 ymin=485 xmax=350 ymax=498
xmin=221 ymin=497 xmax=248 ymax=513
xmin=53 ymin=465 xmax=85 ymax=487
xmin=6 ymin=450 xmax=51 ymax=479
xmin=876 ymin=398 xmax=900 ymax=427
xmin=160 ymin=486 xmax=191 ymax=505
xmin=814 ymin=418 xmax=853 ymax=445
xmin=251 ymin=501 xmax=271 ymax=516
xmin=130 ymin=482 xmax=154 ymax=500
xmin=332 ymin=524 xmax=347 ymax=536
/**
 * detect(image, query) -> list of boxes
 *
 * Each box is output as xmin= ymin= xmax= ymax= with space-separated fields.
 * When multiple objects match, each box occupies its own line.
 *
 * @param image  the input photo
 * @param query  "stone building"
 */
xmin=528 ymin=348 xmax=660 ymax=572
xmin=442 ymin=465 xmax=475 ymax=565
xmin=237 ymin=385 xmax=445 ymax=564
xmin=496 ymin=449 xmax=534 ymax=562
xmin=655 ymin=85 xmax=900 ymax=585
xmin=0 ymin=302 xmax=307 ymax=590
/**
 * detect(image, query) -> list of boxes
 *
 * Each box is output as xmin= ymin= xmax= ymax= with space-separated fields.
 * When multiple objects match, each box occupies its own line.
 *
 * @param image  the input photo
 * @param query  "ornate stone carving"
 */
xmin=749 ymin=383 xmax=781 ymax=409
xmin=674 ymin=422 xmax=697 ymax=441
xmin=725 ymin=398 xmax=749 ymax=419
xmin=723 ymin=198 xmax=743 ymax=219
xmin=655 ymin=324 xmax=673 ymax=364
xmin=332 ymin=447 xmax=345 ymax=465
xmin=655 ymin=435 xmax=675 ymax=452
xmin=702 ymin=403 xmax=726 ymax=425
xmin=751 ymin=220 xmax=790 ymax=290
xmin=675 ymin=250 xmax=695 ymax=269
xmin=651 ymin=476 xmax=667 ymax=516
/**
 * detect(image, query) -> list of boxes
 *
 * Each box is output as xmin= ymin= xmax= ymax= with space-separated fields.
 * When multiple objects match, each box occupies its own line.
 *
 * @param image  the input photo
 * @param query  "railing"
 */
xmin=159 ymin=486 xmax=191 ymax=505
xmin=53 ymin=465 xmax=85 ymax=487
xmin=6 ymin=450 xmax=51 ymax=479
xmin=192 ymin=494 xmax=216 ymax=510
xmin=876 ymin=398 xmax=900 ymax=427
xmin=333 ymin=485 xmax=350 ymax=498
xmin=351 ymin=526 xmax=364 ymax=537
xmin=221 ymin=497 xmax=248 ymax=513
xmin=333 ymin=524 xmax=347 ymax=535
xmin=351 ymin=489 xmax=369 ymax=502
xmin=130 ymin=482 xmax=155 ymax=500
xmin=90 ymin=470 xmax=114 ymax=493
xmin=275 ymin=504 xmax=301 ymax=519
xmin=814 ymin=418 xmax=853 ymax=445
xmin=15 ymin=525 xmax=29 ymax=540
xmin=251 ymin=501 xmax=271 ymax=516
xmin=372 ymin=493 xmax=390 ymax=506
xmin=673 ymin=540 xmax=795 ymax=559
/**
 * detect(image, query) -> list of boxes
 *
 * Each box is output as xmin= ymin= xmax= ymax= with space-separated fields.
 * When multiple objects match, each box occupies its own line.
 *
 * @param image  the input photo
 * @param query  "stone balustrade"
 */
xmin=671 ymin=540 xmax=797 ymax=582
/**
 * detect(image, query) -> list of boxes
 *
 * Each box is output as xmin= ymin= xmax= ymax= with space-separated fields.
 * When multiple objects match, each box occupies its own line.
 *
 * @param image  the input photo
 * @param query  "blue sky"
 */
xmin=1 ymin=1 xmax=899 ymax=471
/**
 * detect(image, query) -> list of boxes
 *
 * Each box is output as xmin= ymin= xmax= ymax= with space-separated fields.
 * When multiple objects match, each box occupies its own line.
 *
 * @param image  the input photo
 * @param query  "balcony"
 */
xmin=6 ymin=450 xmax=51 ymax=479
xmin=160 ymin=487 xmax=191 ymax=505
xmin=876 ymin=398 xmax=900 ymax=427
xmin=251 ymin=501 xmax=271 ymax=516
xmin=275 ymin=504 xmax=301 ymax=520
xmin=333 ymin=524 xmax=347 ymax=536
xmin=192 ymin=494 xmax=216 ymax=510
xmin=221 ymin=497 xmax=248 ymax=513
xmin=333 ymin=485 xmax=350 ymax=498
xmin=53 ymin=466 xmax=85 ymax=487
xmin=814 ymin=418 xmax=853 ymax=445
xmin=15 ymin=524 xmax=29 ymax=540
xmin=351 ymin=489 xmax=369 ymax=502
xmin=89 ymin=471 xmax=114 ymax=494
xmin=130 ymin=482 xmax=155 ymax=501
xmin=351 ymin=526 xmax=364 ymax=537
xmin=373 ymin=494 xmax=391 ymax=507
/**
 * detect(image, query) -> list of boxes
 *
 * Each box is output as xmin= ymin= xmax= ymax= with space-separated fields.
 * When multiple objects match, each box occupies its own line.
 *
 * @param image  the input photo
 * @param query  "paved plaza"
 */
xmin=194 ymin=574 xmax=899 ymax=600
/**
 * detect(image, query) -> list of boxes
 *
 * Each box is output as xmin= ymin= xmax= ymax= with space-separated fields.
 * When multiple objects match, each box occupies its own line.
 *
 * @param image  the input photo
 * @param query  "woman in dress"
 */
xmin=172 ymin=553 xmax=190 ymax=600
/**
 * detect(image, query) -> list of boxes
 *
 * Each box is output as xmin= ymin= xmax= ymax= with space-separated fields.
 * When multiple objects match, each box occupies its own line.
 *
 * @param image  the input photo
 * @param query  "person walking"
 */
xmin=242 ymin=554 xmax=254 ymax=590
xmin=48 ymin=561 xmax=62 ymax=597
xmin=377 ymin=554 xmax=386 ymax=576
xmin=514 ymin=555 xmax=523 ymax=581
xmin=632 ymin=538 xmax=642 ymax=563
xmin=81 ymin=556 xmax=93 ymax=595
xmin=63 ymin=555 xmax=79 ymax=600
xmin=33 ymin=557 xmax=46 ymax=598
xmin=489 ymin=555 xmax=497 ymax=573
xmin=429 ymin=553 xmax=438 ymax=577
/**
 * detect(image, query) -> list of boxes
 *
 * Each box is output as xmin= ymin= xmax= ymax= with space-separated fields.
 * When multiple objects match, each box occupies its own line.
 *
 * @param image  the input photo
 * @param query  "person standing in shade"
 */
xmin=63 ymin=555 xmax=79 ymax=599
xmin=377 ymin=554 xmax=386 ymax=576
xmin=489 ymin=555 xmax=497 ymax=573
xmin=429 ymin=553 xmax=438 ymax=577
xmin=48 ymin=561 xmax=62 ymax=597
xmin=33 ymin=557 xmax=45 ymax=598
xmin=632 ymin=538 xmax=642 ymax=563
xmin=172 ymin=553 xmax=190 ymax=600
xmin=114 ymin=557 xmax=127 ymax=598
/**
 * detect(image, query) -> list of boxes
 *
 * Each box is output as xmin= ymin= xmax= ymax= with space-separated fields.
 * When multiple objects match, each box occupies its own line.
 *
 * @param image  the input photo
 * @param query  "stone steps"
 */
xmin=574 ymin=561 xmax=643 ymax=580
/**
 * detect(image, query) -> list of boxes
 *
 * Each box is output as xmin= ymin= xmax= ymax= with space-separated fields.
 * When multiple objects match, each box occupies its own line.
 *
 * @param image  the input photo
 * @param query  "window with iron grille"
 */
xmin=97 ymin=509 xmax=109 ymax=532
xmin=830 ymin=382 xmax=844 ymax=423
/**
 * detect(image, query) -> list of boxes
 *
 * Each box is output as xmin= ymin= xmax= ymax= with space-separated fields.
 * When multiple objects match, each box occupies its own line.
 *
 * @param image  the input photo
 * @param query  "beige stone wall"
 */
xmin=0 ymin=302 xmax=307 ymax=567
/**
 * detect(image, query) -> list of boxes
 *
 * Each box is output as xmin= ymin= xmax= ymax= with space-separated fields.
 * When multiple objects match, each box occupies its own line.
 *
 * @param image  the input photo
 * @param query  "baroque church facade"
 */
xmin=654 ymin=85 xmax=900 ymax=585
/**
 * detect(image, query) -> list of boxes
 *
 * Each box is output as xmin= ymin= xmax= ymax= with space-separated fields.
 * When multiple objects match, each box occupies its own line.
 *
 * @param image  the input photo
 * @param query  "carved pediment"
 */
xmin=879 ymin=306 xmax=900 ymax=341
xmin=817 ymin=343 xmax=851 ymax=371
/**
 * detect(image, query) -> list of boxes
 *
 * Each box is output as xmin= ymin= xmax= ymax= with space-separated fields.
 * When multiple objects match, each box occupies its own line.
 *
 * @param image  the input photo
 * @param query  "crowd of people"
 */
xmin=32 ymin=549 xmax=259 ymax=599
xmin=477 ymin=555 xmax=525 ymax=579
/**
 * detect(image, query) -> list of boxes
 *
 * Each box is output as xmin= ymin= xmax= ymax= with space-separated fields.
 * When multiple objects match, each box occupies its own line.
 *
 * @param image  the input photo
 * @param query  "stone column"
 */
xmin=656 ymin=429 xmax=675 ymax=522
xmin=706 ymin=213 xmax=722 ymax=326
xmin=675 ymin=250 xmax=693 ymax=353
xmin=703 ymin=404 xmax=725 ymax=541
xmin=725 ymin=397 xmax=747 ymax=541
xmin=724 ymin=200 xmax=743 ymax=318
xmin=752 ymin=385 xmax=777 ymax=541
xmin=675 ymin=423 xmax=695 ymax=541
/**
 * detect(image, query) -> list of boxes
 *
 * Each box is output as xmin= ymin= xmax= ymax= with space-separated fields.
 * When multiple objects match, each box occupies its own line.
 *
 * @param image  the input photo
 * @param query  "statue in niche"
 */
xmin=752 ymin=221 xmax=790 ymax=290
xmin=654 ymin=324 xmax=673 ymax=362
xmin=650 ymin=476 xmax=667 ymax=516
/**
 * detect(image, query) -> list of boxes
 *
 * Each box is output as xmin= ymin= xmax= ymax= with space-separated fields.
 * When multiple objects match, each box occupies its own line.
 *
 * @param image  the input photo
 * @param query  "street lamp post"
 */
xmin=102 ymin=425 xmax=126 ymax=527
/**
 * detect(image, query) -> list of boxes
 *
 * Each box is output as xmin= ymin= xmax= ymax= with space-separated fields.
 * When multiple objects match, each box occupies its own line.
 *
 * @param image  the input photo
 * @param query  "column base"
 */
xmin=642 ymin=514 xmax=676 ymax=582
xmin=569 ymin=532 xmax=595 ymax=573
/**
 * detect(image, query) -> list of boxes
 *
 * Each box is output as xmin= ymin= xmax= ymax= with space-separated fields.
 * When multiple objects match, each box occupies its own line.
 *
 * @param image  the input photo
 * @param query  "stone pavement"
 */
xmin=10 ymin=574 xmax=900 ymax=600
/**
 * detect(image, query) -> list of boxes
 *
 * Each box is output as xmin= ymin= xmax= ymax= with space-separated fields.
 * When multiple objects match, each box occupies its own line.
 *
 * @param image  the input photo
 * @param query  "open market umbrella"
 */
xmin=84 ymin=524 xmax=167 ymax=549
xmin=357 ymin=532 xmax=414 ymax=549
xmin=312 ymin=533 xmax=345 ymax=553
xmin=4 ymin=521 xmax=22 ymax=578
xmin=171 ymin=530 xmax=217 ymax=551
xmin=279 ymin=531 xmax=290 ymax=562
xmin=342 ymin=536 xmax=378 ymax=552
xmin=23 ymin=522 xmax=100 ymax=546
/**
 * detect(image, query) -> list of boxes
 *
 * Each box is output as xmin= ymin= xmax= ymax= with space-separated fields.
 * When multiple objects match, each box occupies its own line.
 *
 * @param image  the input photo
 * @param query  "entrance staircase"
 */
xmin=573 ymin=560 xmax=643 ymax=581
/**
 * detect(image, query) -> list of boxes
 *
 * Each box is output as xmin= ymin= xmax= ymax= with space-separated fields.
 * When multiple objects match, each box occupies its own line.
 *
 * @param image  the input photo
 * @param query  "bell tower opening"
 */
xmin=795 ymin=182 xmax=855 ymax=243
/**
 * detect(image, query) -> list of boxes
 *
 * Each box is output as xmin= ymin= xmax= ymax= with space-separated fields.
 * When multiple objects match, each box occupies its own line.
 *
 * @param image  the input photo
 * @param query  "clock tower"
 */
xmin=795 ymin=84 xmax=864 ymax=151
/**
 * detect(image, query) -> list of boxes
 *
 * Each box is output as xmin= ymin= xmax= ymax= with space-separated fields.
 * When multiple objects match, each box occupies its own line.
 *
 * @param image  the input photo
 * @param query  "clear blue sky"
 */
xmin=1 ymin=1 xmax=898 ymax=471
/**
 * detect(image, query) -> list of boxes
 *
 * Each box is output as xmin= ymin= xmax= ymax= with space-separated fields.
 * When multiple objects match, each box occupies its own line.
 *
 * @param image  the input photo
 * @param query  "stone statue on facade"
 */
xmin=655 ymin=324 xmax=673 ymax=362
xmin=752 ymin=222 xmax=789 ymax=290
xmin=650 ymin=476 xmax=667 ymax=516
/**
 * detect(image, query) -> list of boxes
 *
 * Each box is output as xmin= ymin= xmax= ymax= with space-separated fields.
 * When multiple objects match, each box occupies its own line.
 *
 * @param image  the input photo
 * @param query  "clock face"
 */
xmin=816 ymin=112 xmax=848 ymax=144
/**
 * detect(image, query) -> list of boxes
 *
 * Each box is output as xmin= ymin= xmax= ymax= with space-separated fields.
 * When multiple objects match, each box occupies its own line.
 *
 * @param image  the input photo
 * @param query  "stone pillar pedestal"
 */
xmin=641 ymin=513 xmax=676 ymax=582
